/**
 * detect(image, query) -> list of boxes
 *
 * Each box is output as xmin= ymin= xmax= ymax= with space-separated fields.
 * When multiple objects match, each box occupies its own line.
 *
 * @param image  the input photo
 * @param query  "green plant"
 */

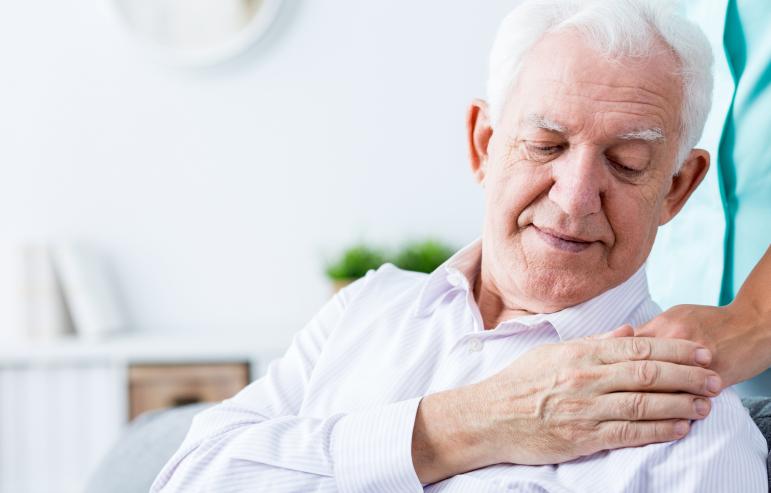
xmin=391 ymin=239 xmax=455 ymax=274
xmin=325 ymin=245 xmax=387 ymax=281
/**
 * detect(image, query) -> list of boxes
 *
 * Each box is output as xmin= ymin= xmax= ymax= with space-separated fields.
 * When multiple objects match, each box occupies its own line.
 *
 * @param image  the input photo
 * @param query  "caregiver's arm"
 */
xmin=637 ymin=245 xmax=771 ymax=387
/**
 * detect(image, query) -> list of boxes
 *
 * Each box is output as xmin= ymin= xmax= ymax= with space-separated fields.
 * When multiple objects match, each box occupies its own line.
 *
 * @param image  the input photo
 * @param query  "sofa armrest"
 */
xmin=84 ymin=403 xmax=212 ymax=493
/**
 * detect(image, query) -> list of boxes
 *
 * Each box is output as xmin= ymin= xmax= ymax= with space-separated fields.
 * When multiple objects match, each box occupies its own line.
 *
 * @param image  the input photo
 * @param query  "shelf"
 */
xmin=0 ymin=332 xmax=288 ymax=366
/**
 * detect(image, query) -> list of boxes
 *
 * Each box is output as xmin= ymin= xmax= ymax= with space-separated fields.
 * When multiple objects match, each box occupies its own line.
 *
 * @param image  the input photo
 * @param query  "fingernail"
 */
xmin=706 ymin=376 xmax=721 ymax=393
xmin=694 ymin=398 xmax=709 ymax=416
xmin=694 ymin=348 xmax=711 ymax=366
xmin=674 ymin=420 xmax=690 ymax=436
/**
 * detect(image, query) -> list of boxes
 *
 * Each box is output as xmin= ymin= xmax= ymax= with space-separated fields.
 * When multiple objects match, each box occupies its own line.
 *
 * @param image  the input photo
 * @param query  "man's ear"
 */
xmin=466 ymin=99 xmax=493 ymax=184
xmin=658 ymin=149 xmax=710 ymax=225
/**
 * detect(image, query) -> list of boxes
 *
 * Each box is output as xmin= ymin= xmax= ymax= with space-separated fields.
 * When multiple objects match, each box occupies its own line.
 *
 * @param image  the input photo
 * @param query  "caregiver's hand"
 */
xmin=636 ymin=303 xmax=770 ymax=388
xmin=412 ymin=330 xmax=719 ymax=484
xmin=636 ymin=246 xmax=771 ymax=388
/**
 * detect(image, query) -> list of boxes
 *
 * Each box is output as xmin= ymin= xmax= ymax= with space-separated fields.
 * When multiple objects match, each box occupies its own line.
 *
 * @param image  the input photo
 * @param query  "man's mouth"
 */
xmin=532 ymin=225 xmax=594 ymax=253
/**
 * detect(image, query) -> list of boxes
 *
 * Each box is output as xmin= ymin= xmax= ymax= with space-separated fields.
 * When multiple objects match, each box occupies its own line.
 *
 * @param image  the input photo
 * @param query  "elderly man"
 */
xmin=152 ymin=1 xmax=767 ymax=492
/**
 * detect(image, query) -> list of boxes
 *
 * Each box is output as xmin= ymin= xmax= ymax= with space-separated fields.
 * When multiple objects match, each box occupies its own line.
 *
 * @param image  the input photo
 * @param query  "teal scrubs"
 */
xmin=647 ymin=0 xmax=771 ymax=396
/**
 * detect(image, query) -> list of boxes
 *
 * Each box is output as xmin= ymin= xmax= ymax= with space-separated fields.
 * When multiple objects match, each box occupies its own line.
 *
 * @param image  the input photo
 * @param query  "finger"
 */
xmin=593 ymin=336 xmax=712 ymax=367
xmin=601 ymin=360 xmax=721 ymax=397
xmin=598 ymin=419 xmax=690 ymax=450
xmin=587 ymin=324 xmax=634 ymax=340
xmin=595 ymin=392 xmax=711 ymax=421
xmin=633 ymin=319 xmax=657 ymax=338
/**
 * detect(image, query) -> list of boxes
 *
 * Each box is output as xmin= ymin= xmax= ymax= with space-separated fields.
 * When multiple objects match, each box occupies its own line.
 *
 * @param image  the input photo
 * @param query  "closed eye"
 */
xmin=531 ymin=144 xmax=561 ymax=154
xmin=607 ymin=157 xmax=644 ymax=177
xmin=524 ymin=142 xmax=564 ymax=162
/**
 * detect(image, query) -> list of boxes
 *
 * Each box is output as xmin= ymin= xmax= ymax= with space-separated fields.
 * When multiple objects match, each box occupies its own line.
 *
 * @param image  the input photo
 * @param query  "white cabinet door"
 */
xmin=0 ymin=363 xmax=125 ymax=493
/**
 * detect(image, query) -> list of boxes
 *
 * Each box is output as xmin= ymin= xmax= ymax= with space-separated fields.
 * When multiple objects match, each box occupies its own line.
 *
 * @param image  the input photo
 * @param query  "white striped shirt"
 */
xmin=151 ymin=240 xmax=767 ymax=493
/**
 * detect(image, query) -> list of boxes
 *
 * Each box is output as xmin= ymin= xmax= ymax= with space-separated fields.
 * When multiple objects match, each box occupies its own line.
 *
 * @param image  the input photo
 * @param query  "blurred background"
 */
xmin=0 ymin=0 xmax=521 ymax=491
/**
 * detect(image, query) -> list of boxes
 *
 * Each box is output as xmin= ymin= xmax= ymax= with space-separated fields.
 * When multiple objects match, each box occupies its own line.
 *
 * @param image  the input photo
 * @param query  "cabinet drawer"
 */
xmin=128 ymin=363 xmax=249 ymax=419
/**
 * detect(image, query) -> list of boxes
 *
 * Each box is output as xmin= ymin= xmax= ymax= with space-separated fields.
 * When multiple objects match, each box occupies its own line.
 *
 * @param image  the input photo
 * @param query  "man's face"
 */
xmin=473 ymin=30 xmax=707 ymax=312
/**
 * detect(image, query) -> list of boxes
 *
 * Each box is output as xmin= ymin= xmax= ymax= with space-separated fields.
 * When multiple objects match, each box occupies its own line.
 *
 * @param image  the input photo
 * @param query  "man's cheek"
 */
xmin=608 ymin=215 xmax=648 ymax=259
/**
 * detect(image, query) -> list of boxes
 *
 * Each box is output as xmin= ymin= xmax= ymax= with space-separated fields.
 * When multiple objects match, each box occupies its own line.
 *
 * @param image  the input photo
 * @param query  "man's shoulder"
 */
xmin=339 ymin=263 xmax=431 ymax=309
xmin=655 ymin=386 xmax=767 ymax=464
xmin=698 ymin=387 xmax=766 ymax=443
xmin=574 ymin=387 xmax=767 ymax=492
xmin=321 ymin=264 xmax=436 ymax=358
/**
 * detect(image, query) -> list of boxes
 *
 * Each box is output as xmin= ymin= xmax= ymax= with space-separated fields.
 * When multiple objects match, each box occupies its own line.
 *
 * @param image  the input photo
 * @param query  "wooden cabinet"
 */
xmin=128 ymin=362 xmax=249 ymax=419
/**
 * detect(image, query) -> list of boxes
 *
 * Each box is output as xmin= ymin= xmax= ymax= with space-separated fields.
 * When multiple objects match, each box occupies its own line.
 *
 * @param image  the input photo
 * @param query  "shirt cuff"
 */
xmin=332 ymin=396 xmax=424 ymax=493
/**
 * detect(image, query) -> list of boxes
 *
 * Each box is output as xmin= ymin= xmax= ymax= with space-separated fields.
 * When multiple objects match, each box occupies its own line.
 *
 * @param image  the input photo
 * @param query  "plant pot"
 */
xmin=331 ymin=278 xmax=356 ymax=294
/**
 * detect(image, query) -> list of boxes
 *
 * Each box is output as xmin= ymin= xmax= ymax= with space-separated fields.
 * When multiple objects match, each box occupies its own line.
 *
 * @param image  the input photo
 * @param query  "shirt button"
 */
xmin=447 ymin=272 xmax=464 ymax=287
xmin=468 ymin=338 xmax=483 ymax=353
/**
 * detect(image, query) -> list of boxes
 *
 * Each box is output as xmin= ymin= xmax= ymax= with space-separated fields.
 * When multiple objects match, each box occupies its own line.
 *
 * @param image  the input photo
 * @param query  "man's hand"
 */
xmin=412 ymin=335 xmax=719 ymax=484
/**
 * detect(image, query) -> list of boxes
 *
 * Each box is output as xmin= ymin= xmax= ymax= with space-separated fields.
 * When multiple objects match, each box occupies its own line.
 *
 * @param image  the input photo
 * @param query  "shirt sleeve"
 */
xmin=150 ymin=272 xmax=424 ymax=493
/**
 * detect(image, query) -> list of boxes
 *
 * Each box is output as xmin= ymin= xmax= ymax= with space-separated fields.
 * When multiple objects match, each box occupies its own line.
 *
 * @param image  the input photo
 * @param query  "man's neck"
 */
xmin=472 ymin=270 xmax=537 ymax=330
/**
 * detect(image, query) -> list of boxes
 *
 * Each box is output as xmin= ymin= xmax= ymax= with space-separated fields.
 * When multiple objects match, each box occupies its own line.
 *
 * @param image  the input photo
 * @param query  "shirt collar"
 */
xmin=414 ymin=238 xmax=483 ymax=316
xmin=414 ymin=238 xmax=652 ymax=341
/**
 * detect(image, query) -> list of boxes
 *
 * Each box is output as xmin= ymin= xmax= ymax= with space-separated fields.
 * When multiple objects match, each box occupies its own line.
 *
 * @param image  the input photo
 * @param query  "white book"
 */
xmin=51 ymin=242 xmax=126 ymax=339
xmin=21 ymin=244 xmax=72 ymax=340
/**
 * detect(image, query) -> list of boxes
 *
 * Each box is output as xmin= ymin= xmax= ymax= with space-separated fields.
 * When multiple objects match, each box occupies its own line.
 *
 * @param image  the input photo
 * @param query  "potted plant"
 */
xmin=325 ymin=244 xmax=387 ymax=292
xmin=391 ymin=239 xmax=455 ymax=274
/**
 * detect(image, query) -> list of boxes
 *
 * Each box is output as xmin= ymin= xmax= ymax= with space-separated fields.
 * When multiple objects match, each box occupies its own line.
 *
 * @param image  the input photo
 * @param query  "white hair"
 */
xmin=487 ymin=0 xmax=714 ymax=172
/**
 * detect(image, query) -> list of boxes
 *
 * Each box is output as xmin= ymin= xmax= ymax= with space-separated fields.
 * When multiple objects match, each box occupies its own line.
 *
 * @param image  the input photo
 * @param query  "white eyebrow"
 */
xmin=524 ymin=114 xmax=568 ymax=133
xmin=619 ymin=127 xmax=665 ymax=142
xmin=523 ymin=114 xmax=665 ymax=143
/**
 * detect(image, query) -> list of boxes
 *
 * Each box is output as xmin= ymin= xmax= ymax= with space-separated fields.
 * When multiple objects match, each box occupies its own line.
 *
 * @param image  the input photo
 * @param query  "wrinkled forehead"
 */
xmin=504 ymin=29 xmax=684 ymax=139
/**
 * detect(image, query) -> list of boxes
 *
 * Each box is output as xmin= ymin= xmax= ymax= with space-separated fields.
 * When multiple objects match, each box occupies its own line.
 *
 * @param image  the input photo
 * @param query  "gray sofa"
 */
xmin=85 ymin=403 xmax=213 ymax=493
xmin=85 ymin=399 xmax=771 ymax=492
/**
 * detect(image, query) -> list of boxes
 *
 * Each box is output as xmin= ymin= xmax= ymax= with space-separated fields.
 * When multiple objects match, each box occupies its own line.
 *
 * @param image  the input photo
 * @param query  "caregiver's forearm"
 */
xmin=728 ymin=245 xmax=771 ymax=361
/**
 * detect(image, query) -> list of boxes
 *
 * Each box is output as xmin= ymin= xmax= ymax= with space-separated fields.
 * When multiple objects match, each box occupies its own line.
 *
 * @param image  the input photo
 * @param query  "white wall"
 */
xmin=0 ymin=0 xmax=520 ymax=349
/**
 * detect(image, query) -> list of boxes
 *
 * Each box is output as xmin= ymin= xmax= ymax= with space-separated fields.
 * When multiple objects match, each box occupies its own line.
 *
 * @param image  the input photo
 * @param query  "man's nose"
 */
xmin=548 ymin=148 xmax=604 ymax=217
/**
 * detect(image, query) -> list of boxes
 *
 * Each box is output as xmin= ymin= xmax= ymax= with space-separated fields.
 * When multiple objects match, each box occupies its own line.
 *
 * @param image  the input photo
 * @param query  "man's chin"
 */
xmin=524 ymin=248 xmax=605 ymax=275
xmin=514 ymin=266 xmax=609 ymax=312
